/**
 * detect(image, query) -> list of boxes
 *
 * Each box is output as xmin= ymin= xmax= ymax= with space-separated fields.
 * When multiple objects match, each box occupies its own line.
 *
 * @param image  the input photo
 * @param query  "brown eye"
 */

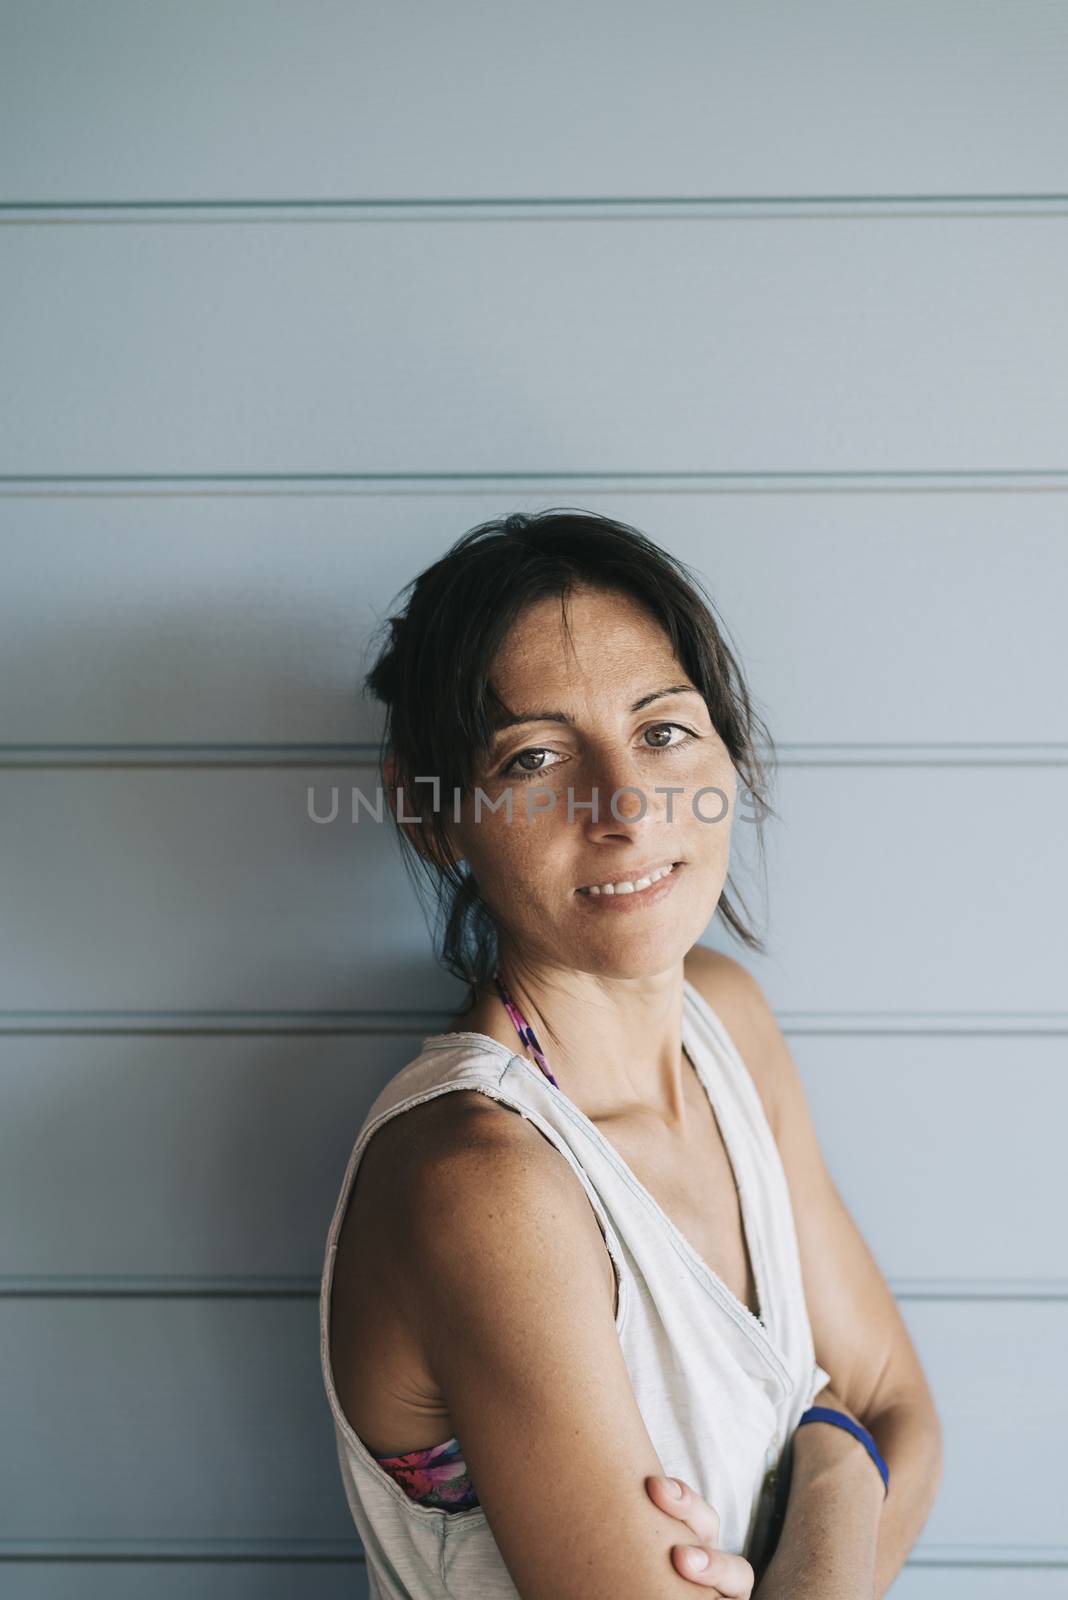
xmin=500 ymin=747 xmax=565 ymax=782
xmin=643 ymin=722 xmax=693 ymax=750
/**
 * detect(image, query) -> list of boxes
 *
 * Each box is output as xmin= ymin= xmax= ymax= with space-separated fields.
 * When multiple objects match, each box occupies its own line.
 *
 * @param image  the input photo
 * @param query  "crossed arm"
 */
xmin=684 ymin=948 xmax=945 ymax=1598
xmin=388 ymin=956 xmax=941 ymax=1598
xmin=751 ymin=1377 xmax=941 ymax=1599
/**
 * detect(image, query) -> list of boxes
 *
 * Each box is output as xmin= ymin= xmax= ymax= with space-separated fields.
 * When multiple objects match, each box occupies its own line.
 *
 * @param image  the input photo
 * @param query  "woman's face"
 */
xmin=447 ymin=584 xmax=739 ymax=980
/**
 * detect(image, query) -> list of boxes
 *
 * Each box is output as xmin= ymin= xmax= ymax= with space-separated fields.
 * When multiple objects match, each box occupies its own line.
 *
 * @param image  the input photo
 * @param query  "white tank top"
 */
xmin=319 ymin=977 xmax=831 ymax=1599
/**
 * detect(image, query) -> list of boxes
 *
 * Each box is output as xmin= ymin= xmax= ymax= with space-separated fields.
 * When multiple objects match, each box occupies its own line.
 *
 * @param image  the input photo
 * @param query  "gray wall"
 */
xmin=2 ymin=4 xmax=1067 ymax=1595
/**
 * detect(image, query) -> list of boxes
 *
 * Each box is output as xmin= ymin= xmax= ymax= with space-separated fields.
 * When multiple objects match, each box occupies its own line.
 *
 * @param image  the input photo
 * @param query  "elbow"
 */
xmin=928 ymin=1406 xmax=946 ymax=1498
xmin=870 ymin=1388 xmax=946 ymax=1504
xmin=919 ymin=1389 xmax=946 ymax=1484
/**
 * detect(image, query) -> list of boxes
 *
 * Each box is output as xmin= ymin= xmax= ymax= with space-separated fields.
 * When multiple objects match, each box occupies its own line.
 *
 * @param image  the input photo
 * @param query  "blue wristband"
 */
xmin=796 ymin=1405 xmax=890 ymax=1498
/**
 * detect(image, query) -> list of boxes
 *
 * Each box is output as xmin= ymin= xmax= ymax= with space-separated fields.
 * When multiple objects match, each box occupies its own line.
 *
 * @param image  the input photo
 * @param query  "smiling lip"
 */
xmin=574 ymin=861 xmax=684 ymax=911
xmin=575 ymin=859 xmax=679 ymax=893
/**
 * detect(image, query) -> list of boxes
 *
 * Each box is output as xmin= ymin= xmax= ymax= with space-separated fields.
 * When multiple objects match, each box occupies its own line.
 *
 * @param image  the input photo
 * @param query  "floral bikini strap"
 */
xmin=492 ymin=967 xmax=560 ymax=1089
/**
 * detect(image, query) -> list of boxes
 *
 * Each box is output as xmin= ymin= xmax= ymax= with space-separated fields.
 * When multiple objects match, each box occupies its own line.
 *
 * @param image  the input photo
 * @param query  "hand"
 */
xmin=645 ymin=1474 xmax=755 ymax=1595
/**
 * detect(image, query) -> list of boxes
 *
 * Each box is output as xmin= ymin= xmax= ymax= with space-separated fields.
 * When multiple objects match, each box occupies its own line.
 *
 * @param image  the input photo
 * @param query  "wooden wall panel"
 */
xmin=3 ymin=217 xmax=1068 ymax=476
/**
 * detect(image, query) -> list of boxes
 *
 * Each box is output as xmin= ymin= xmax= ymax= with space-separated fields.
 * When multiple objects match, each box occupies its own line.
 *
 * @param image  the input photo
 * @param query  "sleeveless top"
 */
xmin=319 ymin=978 xmax=832 ymax=1599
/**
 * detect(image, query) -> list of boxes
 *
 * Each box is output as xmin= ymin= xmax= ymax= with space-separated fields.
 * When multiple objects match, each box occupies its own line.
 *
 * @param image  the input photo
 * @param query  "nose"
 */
xmin=573 ymin=747 xmax=662 ymax=835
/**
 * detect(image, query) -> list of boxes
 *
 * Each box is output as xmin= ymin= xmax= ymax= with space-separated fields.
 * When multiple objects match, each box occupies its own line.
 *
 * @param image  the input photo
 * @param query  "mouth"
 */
xmin=575 ymin=860 xmax=683 ymax=896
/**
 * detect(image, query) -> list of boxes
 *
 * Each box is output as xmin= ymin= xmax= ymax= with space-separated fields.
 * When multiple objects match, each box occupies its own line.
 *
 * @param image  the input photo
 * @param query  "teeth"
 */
xmin=579 ymin=862 xmax=676 ymax=897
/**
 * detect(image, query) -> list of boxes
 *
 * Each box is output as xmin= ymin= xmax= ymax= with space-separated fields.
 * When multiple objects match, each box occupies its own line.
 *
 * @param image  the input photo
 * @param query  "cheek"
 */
xmin=686 ymin=766 xmax=736 ymax=844
xmin=706 ymin=752 xmax=738 ymax=812
xmin=670 ymin=742 xmax=734 ymax=802
xmin=463 ymin=814 xmax=549 ymax=901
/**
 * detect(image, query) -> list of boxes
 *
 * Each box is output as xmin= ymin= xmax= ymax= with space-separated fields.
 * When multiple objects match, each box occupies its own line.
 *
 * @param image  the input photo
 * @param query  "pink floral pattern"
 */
xmin=372 ymin=1434 xmax=479 ymax=1512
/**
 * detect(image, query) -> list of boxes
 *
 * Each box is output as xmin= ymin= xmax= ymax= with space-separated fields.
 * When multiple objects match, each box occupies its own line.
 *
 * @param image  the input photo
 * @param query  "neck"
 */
xmin=481 ymin=955 xmax=692 ymax=1129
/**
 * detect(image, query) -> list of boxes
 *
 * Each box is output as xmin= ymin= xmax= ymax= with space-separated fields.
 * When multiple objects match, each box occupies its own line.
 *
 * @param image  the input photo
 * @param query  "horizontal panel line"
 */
xmin=2 ymin=1275 xmax=1066 ymax=1300
xmin=6 ymin=470 xmax=1068 ymax=497
xmin=1 ymin=743 xmax=1066 ymax=769
xmin=5 ymin=194 xmax=1068 ymax=224
xmin=775 ymin=1013 xmax=1068 ymax=1036
xmin=0 ymin=1539 xmax=365 ymax=1563
xmin=906 ymin=1547 xmax=1068 ymax=1567
xmin=1 ymin=1011 xmax=1065 ymax=1036
xmin=2 ymin=1537 xmax=1053 ymax=1566
xmin=0 ymin=1278 xmax=327 ymax=1298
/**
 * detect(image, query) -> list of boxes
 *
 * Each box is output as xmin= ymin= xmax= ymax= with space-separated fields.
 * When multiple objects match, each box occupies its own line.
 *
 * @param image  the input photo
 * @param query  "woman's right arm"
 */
xmin=397 ymin=1095 xmax=740 ymax=1600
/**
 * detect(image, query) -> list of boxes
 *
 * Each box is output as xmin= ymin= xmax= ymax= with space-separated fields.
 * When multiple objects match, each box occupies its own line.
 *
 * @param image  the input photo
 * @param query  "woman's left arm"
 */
xmin=683 ymin=950 xmax=945 ymax=1598
xmin=755 ymin=1379 xmax=941 ymax=1600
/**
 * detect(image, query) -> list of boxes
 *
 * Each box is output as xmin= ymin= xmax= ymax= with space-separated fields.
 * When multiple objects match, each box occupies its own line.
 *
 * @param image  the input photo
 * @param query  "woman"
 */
xmin=320 ymin=510 xmax=942 ymax=1599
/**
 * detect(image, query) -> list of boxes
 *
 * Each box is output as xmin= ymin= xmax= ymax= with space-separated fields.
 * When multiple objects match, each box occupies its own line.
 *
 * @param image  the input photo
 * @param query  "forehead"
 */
xmin=491 ymin=587 xmax=679 ymax=695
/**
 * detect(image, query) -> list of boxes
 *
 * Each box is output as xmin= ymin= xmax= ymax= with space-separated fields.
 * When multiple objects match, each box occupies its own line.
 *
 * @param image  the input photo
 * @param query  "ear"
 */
xmin=382 ymin=752 xmax=465 ymax=868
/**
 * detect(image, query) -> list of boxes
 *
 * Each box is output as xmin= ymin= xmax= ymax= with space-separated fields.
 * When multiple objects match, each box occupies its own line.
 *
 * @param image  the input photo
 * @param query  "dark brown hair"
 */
xmin=364 ymin=508 xmax=777 ymax=1015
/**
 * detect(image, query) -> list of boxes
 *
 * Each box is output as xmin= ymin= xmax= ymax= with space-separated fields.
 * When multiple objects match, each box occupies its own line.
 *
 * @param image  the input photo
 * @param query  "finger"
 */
xmin=671 ymin=1541 xmax=727 ymax=1592
xmin=644 ymin=1476 xmax=720 ymax=1544
xmin=671 ymin=1544 xmax=755 ymax=1598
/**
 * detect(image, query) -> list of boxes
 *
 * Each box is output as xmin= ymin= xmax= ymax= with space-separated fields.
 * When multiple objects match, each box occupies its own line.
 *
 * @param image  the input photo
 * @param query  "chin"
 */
xmin=566 ymin=946 xmax=694 ymax=982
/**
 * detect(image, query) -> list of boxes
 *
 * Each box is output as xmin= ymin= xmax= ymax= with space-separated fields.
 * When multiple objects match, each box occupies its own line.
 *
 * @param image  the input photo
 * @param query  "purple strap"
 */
xmin=493 ymin=968 xmax=560 ymax=1088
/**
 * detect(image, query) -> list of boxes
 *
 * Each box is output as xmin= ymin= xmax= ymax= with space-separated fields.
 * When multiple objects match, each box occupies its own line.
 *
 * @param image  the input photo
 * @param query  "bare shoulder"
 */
xmin=363 ymin=1085 xmax=577 ymax=1193
xmin=372 ymin=1094 xmax=706 ymax=1599
xmin=683 ymin=945 xmax=783 ymax=1138
xmin=352 ymin=1086 xmax=617 ymax=1315
xmin=346 ymin=1087 xmax=578 ymax=1255
xmin=329 ymin=1087 xmax=618 ymax=1456
xmin=393 ymin=1087 xmax=615 ymax=1279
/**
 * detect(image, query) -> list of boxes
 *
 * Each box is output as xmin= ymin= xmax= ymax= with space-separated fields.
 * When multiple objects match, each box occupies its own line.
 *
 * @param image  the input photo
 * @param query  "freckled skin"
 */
xmin=336 ymin=586 xmax=936 ymax=1596
xmin=333 ymin=583 xmax=786 ymax=1596
xmin=437 ymin=582 xmax=739 ymax=1105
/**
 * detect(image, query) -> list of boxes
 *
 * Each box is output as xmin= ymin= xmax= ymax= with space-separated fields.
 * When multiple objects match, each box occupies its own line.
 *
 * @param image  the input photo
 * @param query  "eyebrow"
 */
xmin=489 ymin=683 xmax=701 ymax=740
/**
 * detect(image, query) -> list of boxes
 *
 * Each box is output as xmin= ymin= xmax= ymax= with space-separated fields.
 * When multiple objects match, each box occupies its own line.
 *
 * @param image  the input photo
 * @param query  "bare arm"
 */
xmin=684 ymin=950 xmax=944 ymax=1596
xmin=755 ymin=1381 xmax=940 ymax=1600
xmin=399 ymin=1096 xmax=742 ymax=1600
xmin=864 ymin=1392 xmax=944 ymax=1599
